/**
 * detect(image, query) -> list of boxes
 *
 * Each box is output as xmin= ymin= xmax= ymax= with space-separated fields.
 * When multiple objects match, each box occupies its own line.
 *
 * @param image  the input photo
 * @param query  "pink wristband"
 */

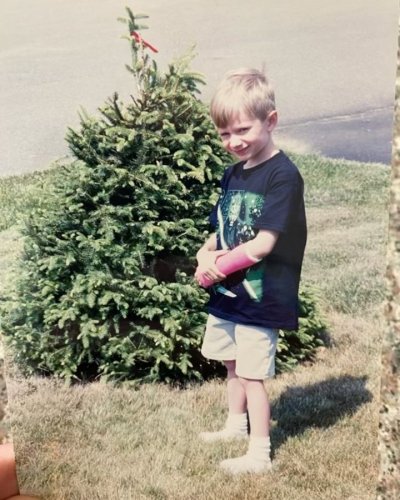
xmin=197 ymin=244 xmax=261 ymax=288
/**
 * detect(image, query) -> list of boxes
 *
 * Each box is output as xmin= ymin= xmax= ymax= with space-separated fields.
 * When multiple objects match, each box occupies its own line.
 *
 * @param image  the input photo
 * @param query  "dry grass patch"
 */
xmin=303 ymin=205 xmax=387 ymax=314
xmin=0 ymin=156 xmax=389 ymax=499
xmin=5 ymin=308 xmax=381 ymax=499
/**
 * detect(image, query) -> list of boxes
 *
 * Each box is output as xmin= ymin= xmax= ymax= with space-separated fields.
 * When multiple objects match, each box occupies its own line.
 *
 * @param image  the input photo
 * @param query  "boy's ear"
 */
xmin=267 ymin=110 xmax=278 ymax=130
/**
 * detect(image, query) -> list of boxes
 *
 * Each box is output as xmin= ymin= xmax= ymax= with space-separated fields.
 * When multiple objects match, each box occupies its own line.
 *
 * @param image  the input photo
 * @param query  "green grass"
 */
xmin=0 ymin=153 xmax=390 ymax=499
xmin=0 ymin=170 xmax=47 ymax=232
xmin=290 ymin=152 xmax=389 ymax=208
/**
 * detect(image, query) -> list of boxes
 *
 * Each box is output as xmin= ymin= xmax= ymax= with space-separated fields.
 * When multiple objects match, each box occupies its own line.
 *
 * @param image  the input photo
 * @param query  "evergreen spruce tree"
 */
xmin=1 ymin=8 xmax=325 ymax=383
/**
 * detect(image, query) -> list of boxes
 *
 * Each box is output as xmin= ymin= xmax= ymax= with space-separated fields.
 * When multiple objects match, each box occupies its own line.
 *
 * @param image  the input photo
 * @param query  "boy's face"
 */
xmin=217 ymin=111 xmax=278 ymax=168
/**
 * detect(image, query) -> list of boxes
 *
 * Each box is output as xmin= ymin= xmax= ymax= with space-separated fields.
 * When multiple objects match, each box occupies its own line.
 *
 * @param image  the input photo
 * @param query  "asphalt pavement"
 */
xmin=0 ymin=0 xmax=398 ymax=176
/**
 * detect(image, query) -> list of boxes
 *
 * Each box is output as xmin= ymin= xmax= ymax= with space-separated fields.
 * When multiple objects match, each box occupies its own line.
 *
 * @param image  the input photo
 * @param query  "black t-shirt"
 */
xmin=207 ymin=151 xmax=307 ymax=330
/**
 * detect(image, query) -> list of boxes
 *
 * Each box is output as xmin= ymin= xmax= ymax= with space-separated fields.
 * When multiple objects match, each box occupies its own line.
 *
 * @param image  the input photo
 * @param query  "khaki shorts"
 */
xmin=201 ymin=314 xmax=278 ymax=380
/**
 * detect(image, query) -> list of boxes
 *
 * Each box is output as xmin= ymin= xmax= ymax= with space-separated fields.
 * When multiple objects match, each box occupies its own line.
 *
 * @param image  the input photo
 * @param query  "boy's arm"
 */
xmin=195 ymin=233 xmax=228 ymax=282
xmin=196 ymin=232 xmax=217 ymax=254
xmin=243 ymin=229 xmax=279 ymax=260
xmin=196 ymin=229 xmax=278 ymax=288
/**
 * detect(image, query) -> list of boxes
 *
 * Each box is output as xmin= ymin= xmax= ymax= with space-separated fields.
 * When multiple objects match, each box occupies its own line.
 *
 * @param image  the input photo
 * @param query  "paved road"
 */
xmin=0 ymin=0 xmax=398 ymax=176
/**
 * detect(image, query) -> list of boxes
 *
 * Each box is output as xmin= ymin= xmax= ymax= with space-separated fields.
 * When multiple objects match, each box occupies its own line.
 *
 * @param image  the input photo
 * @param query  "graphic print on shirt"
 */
xmin=216 ymin=190 xmax=266 ymax=302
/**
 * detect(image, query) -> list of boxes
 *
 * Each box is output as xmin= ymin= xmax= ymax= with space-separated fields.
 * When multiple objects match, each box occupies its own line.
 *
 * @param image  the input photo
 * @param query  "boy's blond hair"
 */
xmin=210 ymin=68 xmax=276 ymax=129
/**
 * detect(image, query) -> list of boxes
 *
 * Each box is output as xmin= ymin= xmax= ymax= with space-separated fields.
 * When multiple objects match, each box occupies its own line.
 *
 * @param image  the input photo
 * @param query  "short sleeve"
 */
xmin=254 ymin=169 xmax=303 ymax=234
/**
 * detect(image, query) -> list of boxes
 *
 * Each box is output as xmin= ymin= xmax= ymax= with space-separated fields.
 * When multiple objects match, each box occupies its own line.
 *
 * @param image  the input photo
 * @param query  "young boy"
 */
xmin=195 ymin=68 xmax=307 ymax=474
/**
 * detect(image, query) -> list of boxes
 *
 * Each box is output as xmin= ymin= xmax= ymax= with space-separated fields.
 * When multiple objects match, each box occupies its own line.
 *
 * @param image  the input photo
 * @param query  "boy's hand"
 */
xmin=195 ymin=249 xmax=228 ymax=287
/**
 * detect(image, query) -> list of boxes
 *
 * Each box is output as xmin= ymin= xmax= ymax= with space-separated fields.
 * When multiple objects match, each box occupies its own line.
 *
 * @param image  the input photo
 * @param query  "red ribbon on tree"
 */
xmin=131 ymin=31 xmax=159 ymax=53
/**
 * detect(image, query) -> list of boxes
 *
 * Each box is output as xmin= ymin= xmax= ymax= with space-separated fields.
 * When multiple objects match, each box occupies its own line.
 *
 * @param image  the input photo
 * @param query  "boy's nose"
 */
xmin=229 ymin=135 xmax=243 ymax=149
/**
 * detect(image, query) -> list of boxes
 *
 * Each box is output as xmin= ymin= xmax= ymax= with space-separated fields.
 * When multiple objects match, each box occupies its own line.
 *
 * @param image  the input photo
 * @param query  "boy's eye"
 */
xmin=220 ymin=133 xmax=229 ymax=139
xmin=238 ymin=128 xmax=250 ymax=133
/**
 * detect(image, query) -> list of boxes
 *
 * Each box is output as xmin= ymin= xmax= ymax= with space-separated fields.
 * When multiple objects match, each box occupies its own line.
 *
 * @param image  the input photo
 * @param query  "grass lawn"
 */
xmin=0 ymin=152 xmax=390 ymax=499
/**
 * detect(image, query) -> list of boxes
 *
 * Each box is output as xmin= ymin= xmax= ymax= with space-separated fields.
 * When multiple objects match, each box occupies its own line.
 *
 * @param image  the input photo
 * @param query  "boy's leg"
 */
xmin=200 ymin=316 xmax=248 ymax=442
xmin=199 ymin=360 xmax=248 ymax=442
xmin=225 ymin=360 xmax=247 ymax=414
xmin=219 ymin=322 xmax=277 ymax=473
xmin=220 ymin=378 xmax=272 ymax=473
xmin=243 ymin=378 xmax=270 ymax=437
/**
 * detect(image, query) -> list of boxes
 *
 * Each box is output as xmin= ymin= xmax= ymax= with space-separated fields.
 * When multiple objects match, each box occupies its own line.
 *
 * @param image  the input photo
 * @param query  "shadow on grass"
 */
xmin=269 ymin=375 xmax=372 ymax=455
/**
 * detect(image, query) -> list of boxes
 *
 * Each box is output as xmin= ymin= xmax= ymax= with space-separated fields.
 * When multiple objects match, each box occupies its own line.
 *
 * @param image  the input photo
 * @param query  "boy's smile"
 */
xmin=218 ymin=112 xmax=278 ymax=169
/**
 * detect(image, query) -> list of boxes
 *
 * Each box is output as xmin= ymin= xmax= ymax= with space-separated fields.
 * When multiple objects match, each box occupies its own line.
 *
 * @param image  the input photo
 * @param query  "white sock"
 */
xmin=199 ymin=412 xmax=248 ymax=442
xmin=219 ymin=436 xmax=272 ymax=474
